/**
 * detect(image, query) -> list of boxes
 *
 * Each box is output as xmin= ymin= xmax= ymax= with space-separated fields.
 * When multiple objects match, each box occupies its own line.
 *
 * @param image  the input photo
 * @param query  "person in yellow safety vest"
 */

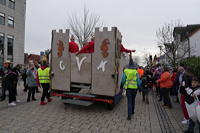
xmin=120 ymin=58 xmax=141 ymax=120
xmin=37 ymin=61 xmax=52 ymax=105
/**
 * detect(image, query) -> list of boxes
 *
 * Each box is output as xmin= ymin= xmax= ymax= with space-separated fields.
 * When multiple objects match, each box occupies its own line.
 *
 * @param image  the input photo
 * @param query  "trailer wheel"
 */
xmin=61 ymin=96 xmax=67 ymax=100
xmin=105 ymin=103 xmax=115 ymax=110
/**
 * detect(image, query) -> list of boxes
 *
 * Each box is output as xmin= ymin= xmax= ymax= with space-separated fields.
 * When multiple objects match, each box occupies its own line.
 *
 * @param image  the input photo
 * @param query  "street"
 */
xmin=0 ymin=82 xmax=187 ymax=133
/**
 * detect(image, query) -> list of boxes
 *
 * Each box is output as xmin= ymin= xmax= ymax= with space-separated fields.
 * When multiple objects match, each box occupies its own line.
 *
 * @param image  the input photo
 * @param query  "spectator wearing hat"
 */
xmin=121 ymin=58 xmax=141 ymax=120
xmin=2 ymin=60 xmax=18 ymax=106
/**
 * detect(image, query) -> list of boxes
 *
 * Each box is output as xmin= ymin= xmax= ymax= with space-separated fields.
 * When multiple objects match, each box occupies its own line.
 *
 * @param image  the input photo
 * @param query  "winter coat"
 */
xmin=26 ymin=68 xmax=38 ymax=87
xmin=185 ymin=87 xmax=200 ymax=122
xmin=157 ymin=71 xmax=172 ymax=89
xmin=4 ymin=67 xmax=18 ymax=89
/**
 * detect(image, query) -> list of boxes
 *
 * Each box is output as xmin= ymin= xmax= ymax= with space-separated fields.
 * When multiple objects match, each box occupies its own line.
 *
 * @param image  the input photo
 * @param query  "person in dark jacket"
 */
xmin=0 ymin=67 xmax=7 ymax=101
xmin=22 ymin=67 xmax=28 ymax=92
xmin=13 ymin=64 xmax=20 ymax=96
xmin=141 ymin=73 xmax=149 ymax=104
xmin=3 ymin=60 xmax=18 ymax=106
xmin=171 ymin=68 xmax=179 ymax=102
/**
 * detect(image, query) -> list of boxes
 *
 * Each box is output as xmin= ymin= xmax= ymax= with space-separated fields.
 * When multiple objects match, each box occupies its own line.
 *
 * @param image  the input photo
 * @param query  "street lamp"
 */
xmin=158 ymin=45 xmax=163 ymax=56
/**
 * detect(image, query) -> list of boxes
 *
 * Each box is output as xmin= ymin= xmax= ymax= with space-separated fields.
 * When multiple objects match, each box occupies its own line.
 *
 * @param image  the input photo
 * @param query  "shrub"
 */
xmin=180 ymin=57 xmax=200 ymax=80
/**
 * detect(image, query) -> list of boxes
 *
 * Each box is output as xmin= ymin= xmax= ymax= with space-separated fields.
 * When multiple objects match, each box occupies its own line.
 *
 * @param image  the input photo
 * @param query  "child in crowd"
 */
xmin=184 ymin=77 xmax=200 ymax=133
xmin=141 ymin=73 xmax=149 ymax=104
xmin=141 ymin=70 xmax=152 ymax=104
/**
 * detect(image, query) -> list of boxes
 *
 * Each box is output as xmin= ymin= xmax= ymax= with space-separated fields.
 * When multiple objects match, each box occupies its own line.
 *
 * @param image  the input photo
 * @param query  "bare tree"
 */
xmin=67 ymin=7 xmax=102 ymax=48
xmin=156 ymin=20 xmax=191 ymax=67
xmin=142 ymin=53 xmax=149 ymax=66
xmin=133 ymin=56 xmax=140 ymax=65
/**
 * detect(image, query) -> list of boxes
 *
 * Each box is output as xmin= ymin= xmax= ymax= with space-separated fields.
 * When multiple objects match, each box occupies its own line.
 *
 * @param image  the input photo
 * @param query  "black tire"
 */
xmin=105 ymin=103 xmax=115 ymax=110
xmin=61 ymin=96 xmax=67 ymax=100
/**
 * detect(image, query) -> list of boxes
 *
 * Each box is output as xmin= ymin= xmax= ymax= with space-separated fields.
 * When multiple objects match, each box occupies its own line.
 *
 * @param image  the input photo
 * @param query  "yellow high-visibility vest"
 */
xmin=124 ymin=68 xmax=138 ymax=89
xmin=38 ymin=67 xmax=50 ymax=83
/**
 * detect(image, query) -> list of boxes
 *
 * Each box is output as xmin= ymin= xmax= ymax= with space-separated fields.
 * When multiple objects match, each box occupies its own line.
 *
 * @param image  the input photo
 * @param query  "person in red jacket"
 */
xmin=76 ymin=37 xmax=94 ymax=55
xmin=156 ymin=66 xmax=173 ymax=108
xmin=69 ymin=35 xmax=79 ymax=53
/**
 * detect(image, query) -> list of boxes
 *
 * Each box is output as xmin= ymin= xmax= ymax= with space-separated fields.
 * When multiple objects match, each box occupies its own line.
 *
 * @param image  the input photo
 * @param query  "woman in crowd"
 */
xmin=26 ymin=61 xmax=37 ymax=102
xmin=156 ymin=66 xmax=173 ymax=108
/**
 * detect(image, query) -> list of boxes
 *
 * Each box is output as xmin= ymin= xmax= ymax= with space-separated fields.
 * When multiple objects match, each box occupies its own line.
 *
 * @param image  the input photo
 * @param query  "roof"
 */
xmin=28 ymin=54 xmax=40 ymax=61
xmin=173 ymin=24 xmax=200 ymax=41
xmin=187 ymin=27 xmax=200 ymax=38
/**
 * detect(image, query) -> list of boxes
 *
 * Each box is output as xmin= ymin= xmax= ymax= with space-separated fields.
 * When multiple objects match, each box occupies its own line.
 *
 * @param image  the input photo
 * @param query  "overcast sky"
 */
xmin=25 ymin=0 xmax=200 ymax=58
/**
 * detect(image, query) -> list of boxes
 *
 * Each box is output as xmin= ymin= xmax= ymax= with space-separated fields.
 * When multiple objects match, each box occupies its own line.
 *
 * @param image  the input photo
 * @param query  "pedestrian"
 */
xmin=141 ymin=72 xmax=149 ymax=104
xmin=175 ymin=66 xmax=192 ymax=124
xmin=13 ymin=64 xmax=20 ymax=96
xmin=137 ymin=66 xmax=144 ymax=78
xmin=184 ymin=77 xmax=200 ymax=133
xmin=153 ymin=64 xmax=162 ymax=101
xmin=34 ymin=61 xmax=41 ymax=93
xmin=3 ymin=60 xmax=18 ymax=106
xmin=171 ymin=68 xmax=179 ymax=102
xmin=26 ymin=62 xmax=37 ymax=102
xmin=22 ymin=67 xmax=28 ymax=92
xmin=121 ymin=57 xmax=141 ymax=120
xmin=156 ymin=66 xmax=173 ymax=108
xmin=0 ymin=67 xmax=7 ymax=101
xmin=37 ymin=61 xmax=52 ymax=105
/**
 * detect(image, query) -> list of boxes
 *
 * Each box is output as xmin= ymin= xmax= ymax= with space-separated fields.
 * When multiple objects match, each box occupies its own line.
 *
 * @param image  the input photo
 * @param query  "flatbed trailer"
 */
xmin=50 ymin=27 xmax=128 ymax=109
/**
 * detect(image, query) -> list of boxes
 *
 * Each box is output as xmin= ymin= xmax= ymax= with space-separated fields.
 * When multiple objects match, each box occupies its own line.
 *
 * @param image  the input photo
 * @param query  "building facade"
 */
xmin=0 ymin=0 xmax=26 ymax=67
xmin=188 ymin=29 xmax=200 ymax=57
xmin=173 ymin=24 xmax=200 ymax=58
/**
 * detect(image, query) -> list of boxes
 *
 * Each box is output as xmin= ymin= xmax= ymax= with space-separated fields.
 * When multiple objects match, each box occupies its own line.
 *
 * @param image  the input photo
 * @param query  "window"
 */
xmin=0 ymin=33 xmax=4 ymax=66
xmin=0 ymin=33 xmax=4 ymax=54
xmin=0 ymin=0 xmax=6 ymax=5
xmin=0 ymin=12 xmax=5 ymax=25
xmin=8 ymin=0 xmax=15 ymax=9
xmin=7 ymin=36 xmax=14 ymax=57
xmin=8 ymin=16 xmax=14 ymax=27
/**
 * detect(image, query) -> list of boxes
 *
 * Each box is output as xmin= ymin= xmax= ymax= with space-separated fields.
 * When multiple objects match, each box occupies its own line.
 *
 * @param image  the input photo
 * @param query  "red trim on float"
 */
xmin=51 ymin=92 xmax=113 ymax=104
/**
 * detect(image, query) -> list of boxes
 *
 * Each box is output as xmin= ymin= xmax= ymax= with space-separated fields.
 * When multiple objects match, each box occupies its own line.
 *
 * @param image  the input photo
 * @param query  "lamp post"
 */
xmin=158 ymin=45 xmax=163 ymax=57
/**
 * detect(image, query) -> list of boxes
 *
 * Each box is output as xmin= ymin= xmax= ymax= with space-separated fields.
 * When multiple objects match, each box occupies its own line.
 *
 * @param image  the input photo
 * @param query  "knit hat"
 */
xmin=127 ymin=58 xmax=137 ymax=69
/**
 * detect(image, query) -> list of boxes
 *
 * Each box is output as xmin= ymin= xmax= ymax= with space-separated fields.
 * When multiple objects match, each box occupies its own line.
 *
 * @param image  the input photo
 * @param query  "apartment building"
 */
xmin=0 ymin=0 xmax=26 ymax=67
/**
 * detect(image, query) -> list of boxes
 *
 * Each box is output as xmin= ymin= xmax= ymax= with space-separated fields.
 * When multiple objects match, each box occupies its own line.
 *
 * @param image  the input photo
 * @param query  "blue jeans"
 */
xmin=126 ymin=89 xmax=137 ymax=116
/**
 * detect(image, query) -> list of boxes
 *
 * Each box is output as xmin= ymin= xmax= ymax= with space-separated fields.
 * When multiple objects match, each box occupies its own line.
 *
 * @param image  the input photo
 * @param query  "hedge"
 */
xmin=180 ymin=57 xmax=200 ymax=80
